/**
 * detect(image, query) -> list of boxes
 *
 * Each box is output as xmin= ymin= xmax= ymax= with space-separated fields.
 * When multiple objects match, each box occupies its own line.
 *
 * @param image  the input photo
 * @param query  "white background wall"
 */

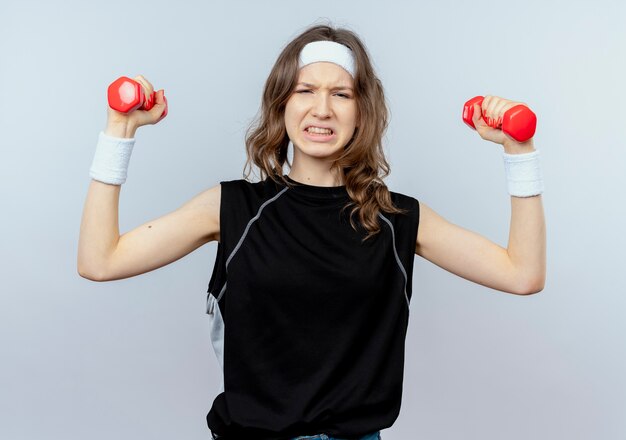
xmin=1 ymin=0 xmax=625 ymax=439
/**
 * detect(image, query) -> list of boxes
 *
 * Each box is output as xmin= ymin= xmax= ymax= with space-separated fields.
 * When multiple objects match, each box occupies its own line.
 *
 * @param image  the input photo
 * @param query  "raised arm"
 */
xmin=77 ymin=74 xmax=221 ymax=282
xmin=415 ymin=95 xmax=546 ymax=296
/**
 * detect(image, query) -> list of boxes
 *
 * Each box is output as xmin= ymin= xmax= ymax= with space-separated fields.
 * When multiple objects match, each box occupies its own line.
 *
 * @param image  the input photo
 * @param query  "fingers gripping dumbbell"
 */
xmin=462 ymin=96 xmax=536 ymax=142
xmin=107 ymin=76 xmax=168 ymax=119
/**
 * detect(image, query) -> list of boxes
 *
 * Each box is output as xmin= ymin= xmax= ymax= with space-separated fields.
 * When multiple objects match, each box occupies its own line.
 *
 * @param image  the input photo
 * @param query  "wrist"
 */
xmin=104 ymin=121 xmax=137 ymax=139
xmin=501 ymin=148 xmax=544 ymax=197
xmin=89 ymin=131 xmax=136 ymax=185
xmin=503 ymin=138 xmax=535 ymax=154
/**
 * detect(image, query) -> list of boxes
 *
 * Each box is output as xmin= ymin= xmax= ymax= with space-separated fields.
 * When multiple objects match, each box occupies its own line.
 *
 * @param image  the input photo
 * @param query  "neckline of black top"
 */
xmin=281 ymin=174 xmax=349 ymax=199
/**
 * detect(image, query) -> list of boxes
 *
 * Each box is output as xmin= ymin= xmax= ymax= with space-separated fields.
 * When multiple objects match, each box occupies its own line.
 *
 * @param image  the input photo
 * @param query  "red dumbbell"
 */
xmin=462 ymin=96 xmax=536 ymax=142
xmin=107 ymin=76 xmax=168 ymax=119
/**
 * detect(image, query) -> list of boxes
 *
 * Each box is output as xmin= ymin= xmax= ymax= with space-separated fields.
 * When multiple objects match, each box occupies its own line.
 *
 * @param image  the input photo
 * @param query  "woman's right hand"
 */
xmin=104 ymin=75 xmax=167 ymax=138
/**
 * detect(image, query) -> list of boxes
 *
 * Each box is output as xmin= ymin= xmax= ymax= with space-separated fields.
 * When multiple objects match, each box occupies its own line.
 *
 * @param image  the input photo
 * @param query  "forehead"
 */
xmin=297 ymin=62 xmax=354 ymax=88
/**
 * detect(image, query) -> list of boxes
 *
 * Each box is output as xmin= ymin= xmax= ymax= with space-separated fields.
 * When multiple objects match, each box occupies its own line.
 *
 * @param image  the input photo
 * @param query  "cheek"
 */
xmin=284 ymin=111 xmax=296 ymax=130
xmin=347 ymin=104 xmax=358 ymax=126
xmin=347 ymin=111 xmax=359 ymax=131
xmin=283 ymin=112 xmax=301 ymax=140
xmin=284 ymin=102 xmax=301 ymax=124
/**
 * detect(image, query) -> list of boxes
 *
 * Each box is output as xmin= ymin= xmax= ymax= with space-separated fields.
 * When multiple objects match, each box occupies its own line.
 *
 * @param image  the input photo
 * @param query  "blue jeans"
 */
xmin=291 ymin=432 xmax=381 ymax=440
xmin=211 ymin=431 xmax=381 ymax=440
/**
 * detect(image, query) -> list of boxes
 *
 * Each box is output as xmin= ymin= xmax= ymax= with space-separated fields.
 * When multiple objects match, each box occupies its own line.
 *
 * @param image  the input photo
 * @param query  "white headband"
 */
xmin=298 ymin=41 xmax=356 ymax=78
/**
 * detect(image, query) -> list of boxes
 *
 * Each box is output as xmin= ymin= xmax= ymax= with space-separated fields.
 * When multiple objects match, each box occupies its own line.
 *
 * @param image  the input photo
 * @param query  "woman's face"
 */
xmin=284 ymin=62 xmax=358 ymax=162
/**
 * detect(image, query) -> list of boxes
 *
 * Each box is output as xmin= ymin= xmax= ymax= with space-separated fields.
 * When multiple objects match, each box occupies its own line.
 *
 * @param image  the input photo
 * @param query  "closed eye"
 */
xmin=295 ymin=89 xmax=352 ymax=99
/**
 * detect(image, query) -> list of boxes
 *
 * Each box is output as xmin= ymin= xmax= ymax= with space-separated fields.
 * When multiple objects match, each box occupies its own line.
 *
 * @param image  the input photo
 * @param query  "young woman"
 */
xmin=78 ymin=24 xmax=546 ymax=440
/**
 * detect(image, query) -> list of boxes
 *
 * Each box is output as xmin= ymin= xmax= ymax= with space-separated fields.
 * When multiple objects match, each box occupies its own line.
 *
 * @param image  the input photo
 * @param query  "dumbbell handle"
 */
xmin=462 ymin=96 xmax=536 ymax=142
xmin=107 ymin=76 xmax=167 ymax=120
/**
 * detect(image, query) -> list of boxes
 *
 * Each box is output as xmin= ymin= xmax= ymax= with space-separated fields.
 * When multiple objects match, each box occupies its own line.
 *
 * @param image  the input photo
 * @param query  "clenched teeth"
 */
xmin=306 ymin=127 xmax=333 ymax=134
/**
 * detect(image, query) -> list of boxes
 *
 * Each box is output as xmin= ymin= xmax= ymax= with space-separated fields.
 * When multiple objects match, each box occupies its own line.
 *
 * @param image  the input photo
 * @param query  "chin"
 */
xmin=296 ymin=143 xmax=343 ymax=159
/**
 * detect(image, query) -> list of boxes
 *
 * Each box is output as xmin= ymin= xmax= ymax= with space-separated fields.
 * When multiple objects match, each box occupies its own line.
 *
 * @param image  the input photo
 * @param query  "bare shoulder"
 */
xmin=415 ymin=200 xmax=442 ymax=255
xmin=179 ymin=183 xmax=221 ymax=244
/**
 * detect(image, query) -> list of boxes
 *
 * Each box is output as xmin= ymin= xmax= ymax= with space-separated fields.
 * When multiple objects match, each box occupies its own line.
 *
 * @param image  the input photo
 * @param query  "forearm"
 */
xmin=77 ymin=122 xmax=136 ymax=279
xmin=507 ymin=194 xmax=546 ymax=292
xmin=503 ymin=140 xmax=546 ymax=293
xmin=77 ymin=180 xmax=121 ymax=279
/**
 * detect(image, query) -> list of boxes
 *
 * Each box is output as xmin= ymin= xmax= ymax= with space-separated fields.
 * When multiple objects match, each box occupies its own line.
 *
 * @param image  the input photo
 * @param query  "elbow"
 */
xmin=77 ymin=263 xmax=107 ymax=282
xmin=518 ymin=277 xmax=545 ymax=295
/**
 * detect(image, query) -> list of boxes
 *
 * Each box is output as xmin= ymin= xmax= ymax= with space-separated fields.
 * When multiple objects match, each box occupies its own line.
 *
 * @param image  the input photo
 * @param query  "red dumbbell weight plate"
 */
xmin=462 ymin=96 xmax=484 ymax=129
xmin=502 ymin=105 xmax=537 ymax=143
xmin=107 ymin=76 xmax=145 ymax=113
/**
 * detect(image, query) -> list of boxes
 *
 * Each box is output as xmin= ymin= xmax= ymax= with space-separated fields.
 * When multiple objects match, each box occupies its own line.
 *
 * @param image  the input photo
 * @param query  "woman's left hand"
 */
xmin=472 ymin=95 xmax=535 ymax=154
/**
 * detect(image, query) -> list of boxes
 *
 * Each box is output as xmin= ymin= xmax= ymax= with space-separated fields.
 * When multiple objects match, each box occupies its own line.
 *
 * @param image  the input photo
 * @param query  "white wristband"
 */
xmin=502 ymin=149 xmax=544 ymax=197
xmin=89 ymin=131 xmax=136 ymax=185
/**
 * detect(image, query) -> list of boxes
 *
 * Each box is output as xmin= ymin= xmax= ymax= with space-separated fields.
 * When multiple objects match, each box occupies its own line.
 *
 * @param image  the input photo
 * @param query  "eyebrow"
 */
xmin=296 ymin=82 xmax=354 ymax=91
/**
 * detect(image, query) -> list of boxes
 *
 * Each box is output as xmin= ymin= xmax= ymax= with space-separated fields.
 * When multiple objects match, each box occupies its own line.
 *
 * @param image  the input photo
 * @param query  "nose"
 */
xmin=311 ymin=93 xmax=332 ymax=119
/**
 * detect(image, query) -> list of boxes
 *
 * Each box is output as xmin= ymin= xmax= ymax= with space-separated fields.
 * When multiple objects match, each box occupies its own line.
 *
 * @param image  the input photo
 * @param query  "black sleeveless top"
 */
xmin=205 ymin=175 xmax=420 ymax=439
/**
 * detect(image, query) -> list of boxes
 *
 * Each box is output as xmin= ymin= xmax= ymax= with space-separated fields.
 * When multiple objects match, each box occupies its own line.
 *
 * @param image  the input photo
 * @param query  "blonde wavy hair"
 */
xmin=243 ymin=23 xmax=409 ymax=241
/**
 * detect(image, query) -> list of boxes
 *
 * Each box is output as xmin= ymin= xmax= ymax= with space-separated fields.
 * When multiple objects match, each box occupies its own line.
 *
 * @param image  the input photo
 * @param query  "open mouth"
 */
xmin=304 ymin=126 xmax=334 ymax=136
